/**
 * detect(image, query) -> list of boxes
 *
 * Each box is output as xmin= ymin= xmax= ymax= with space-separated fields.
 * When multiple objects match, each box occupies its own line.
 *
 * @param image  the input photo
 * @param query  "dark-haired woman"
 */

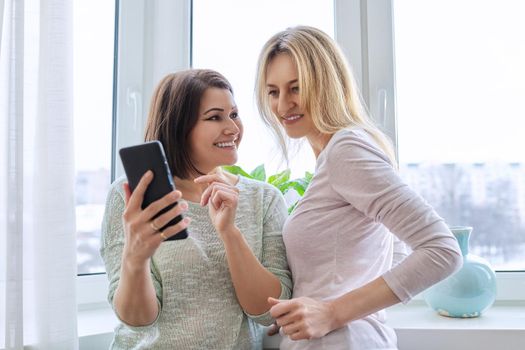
xmin=100 ymin=69 xmax=291 ymax=349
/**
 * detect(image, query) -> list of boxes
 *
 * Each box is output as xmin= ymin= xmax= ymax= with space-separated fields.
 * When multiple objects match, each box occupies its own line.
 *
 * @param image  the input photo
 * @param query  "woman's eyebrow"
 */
xmin=203 ymin=107 xmax=224 ymax=114
xmin=266 ymin=79 xmax=298 ymax=88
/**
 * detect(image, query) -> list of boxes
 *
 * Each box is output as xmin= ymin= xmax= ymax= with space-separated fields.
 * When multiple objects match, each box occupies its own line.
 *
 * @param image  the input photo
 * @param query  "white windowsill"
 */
xmin=78 ymin=300 xmax=525 ymax=350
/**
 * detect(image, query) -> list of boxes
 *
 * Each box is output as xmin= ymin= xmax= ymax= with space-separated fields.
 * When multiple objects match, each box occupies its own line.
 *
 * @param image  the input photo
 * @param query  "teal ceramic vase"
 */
xmin=423 ymin=226 xmax=497 ymax=318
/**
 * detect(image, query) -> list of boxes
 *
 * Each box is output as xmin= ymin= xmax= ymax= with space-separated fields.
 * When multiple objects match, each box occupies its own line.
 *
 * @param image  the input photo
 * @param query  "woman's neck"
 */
xmin=307 ymin=131 xmax=334 ymax=158
xmin=174 ymin=176 xmax=206 ymax=203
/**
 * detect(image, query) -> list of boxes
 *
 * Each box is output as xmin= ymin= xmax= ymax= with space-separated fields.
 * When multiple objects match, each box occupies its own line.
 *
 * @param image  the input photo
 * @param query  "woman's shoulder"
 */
xmin=237 ymin=175 xmax=287 ymax=220
xmin=108 ymin=176 xmax=127 ymax=197
xmin=237 ymin=175 xmax=282 ymax=198
xmin=328 ymin=127 xmax=375 ymax=149
xmin=104 ymin=176 xmax=127 ymax=209
xmin=325 ymin=127 xmax=389 ymax=162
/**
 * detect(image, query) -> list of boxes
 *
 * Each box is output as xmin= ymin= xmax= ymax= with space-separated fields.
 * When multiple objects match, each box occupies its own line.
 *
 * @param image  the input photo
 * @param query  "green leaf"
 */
xmin=304 ymin=171 xmax=314 ymax=183
xmin=281 ymin=181 xmax=307 ymax=196
xmin=250 ymin=164 xmax=266 ymax=181
xmin=222 ymin=165 xmax=252 ymax=178
xmin=268 ymin=169 xmax=291 ymax=187
xmin=288 ymin=202 xmax=298 ymax=214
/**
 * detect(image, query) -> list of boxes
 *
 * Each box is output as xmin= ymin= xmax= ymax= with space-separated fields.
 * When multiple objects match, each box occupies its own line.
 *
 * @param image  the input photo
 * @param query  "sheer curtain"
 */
xmin=0 ymin=0 xmax=78 ymax=349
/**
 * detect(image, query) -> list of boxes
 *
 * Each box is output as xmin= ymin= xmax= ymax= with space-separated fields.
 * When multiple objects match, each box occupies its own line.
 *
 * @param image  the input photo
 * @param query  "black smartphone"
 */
xmin=119 ymin=140 xmax=188 ymax=241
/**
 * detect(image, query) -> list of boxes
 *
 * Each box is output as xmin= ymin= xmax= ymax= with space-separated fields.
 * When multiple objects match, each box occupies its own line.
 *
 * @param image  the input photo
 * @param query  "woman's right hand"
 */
xmin=121 ymin=170 xmax=190 ymax=266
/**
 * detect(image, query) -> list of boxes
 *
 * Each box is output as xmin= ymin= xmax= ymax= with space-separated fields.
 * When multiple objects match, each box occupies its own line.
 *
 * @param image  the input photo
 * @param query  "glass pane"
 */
xmin=74 ymin=0 xmax=115 ymax=274
xmin=192 ymin=0 xmax=334 ymax=179
xmin=393 ymin=0 xmax=525 ymax=270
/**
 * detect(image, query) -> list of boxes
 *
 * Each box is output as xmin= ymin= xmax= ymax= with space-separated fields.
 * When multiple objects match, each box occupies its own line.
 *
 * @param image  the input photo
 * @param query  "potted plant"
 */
xmin=223 ymin=164 xmax=312 ymax=214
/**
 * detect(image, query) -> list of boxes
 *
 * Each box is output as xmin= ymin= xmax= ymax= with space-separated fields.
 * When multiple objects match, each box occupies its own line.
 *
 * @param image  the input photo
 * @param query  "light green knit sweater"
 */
xmin=100 ymin=176 xmax=292 ymax=350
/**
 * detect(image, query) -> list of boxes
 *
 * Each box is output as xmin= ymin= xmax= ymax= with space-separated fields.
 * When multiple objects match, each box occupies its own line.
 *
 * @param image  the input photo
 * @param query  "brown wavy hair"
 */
xmin=144 ymin=69 xmax=233 ymax=179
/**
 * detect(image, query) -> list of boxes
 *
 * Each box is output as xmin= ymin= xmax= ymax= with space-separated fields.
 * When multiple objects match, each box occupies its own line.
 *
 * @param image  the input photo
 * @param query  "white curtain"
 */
xmin=0 ymin=0 xmax=78 ymax=349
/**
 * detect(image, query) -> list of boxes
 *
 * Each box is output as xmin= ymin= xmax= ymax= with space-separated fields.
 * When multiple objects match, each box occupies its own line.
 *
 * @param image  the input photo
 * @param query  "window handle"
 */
xmin=127 ymin=87 xmax=142 ymax=131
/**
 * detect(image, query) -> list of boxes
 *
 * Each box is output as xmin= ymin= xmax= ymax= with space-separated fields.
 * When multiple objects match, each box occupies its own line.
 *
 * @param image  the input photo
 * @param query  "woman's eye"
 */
xmin=207 ymin=115 xmax=220 ymax=121
xmin=291 ymin=86 xmax=299 ymax=93
xmin=268 ymin=90 xmax=278 ymax=97
xmin=230 ymin=112 xmax=239 ymax=119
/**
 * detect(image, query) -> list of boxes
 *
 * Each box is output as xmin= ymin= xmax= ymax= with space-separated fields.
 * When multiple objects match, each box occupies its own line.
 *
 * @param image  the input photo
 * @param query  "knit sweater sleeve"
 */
xmin=99 ymin=178 xmax=163 ymax=330
xmin=246 ymin=184 xmax=293 ymax=325
xmin=326 ymin=131 xmax=462 ymax=303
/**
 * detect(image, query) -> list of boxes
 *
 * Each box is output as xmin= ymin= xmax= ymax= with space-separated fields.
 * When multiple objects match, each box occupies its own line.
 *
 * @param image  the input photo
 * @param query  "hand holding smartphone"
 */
xmin=119 ymin=141 xmax=188 ymax=241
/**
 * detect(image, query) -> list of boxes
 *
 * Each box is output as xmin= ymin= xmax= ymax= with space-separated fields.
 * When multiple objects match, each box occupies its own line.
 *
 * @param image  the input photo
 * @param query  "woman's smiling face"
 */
xmin=265 ymin=53 xmax=316 ymax=140
xmin=189 ymin=87 xmax=243 ymax=174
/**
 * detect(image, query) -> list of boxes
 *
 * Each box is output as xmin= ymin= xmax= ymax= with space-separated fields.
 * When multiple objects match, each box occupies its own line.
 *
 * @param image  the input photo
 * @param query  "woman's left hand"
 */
xmin=268 ymin=296 xmax=338 ymax=341
xmin=194 ymin=173 xmax=239 ymax=235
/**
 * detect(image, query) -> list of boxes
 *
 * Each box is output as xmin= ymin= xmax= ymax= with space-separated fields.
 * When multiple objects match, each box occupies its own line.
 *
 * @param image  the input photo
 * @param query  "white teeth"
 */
xmin=284 ymin=115 xmax=302 ymax=121
xmin=215 ymin=142 xmax=236 ymax=148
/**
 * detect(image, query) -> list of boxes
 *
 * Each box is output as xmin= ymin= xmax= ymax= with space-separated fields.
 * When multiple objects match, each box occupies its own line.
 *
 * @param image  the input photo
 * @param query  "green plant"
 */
xmin=223 ymin=164 xmax=313 ymax=214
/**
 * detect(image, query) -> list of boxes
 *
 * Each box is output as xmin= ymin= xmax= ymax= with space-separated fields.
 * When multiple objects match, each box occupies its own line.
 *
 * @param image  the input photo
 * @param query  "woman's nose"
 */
xmin=277 ymin=92 xmax=293 ymax=117
xmin=224 ymin=118 xmax=240 ymax=135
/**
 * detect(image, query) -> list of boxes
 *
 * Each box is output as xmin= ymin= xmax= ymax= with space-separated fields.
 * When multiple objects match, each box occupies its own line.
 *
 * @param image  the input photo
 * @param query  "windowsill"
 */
xmin=78 ymin=300 xmax=525 ymax=350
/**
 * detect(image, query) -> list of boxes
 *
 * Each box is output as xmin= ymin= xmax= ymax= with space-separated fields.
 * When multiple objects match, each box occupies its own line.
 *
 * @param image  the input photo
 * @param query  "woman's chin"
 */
xmin=284 ymin=130 xmax=306 ymax=139
xmin=218 ymin=155 xmax=238 ymax=167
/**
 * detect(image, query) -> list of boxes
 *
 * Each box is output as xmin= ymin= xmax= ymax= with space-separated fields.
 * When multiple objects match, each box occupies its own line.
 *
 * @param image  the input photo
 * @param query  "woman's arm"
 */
xmin=101 ymin=172 xmax=189 ymax=326
xmin=270 ymin=276 xmax=398 ymax=340
xmin=113 ymin=257 xmax=159 ymax=326
xmin=221 ymin=227 xmax=283 ymax=315
xmin=195 ymin=174 xmax=291 ymax=317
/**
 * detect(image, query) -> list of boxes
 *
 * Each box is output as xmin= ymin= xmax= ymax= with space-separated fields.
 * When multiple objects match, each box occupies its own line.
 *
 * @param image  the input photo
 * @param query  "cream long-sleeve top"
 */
xmin=280 ymin=128 xmax=462 ymax=350
xmin=100 ymin=176 xmax=292 ymax=350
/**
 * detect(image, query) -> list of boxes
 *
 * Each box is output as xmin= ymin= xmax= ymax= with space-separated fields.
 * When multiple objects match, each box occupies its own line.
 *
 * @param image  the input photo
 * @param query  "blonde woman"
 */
xmin=101 ymin=69 xmax=291 ymax=349
xmin=255 ymin=26 xmax=462 ymax=349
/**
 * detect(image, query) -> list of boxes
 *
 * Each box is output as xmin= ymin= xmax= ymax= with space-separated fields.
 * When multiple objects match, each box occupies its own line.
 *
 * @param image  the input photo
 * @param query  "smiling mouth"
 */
xmin=281 ymin=114 xmax=303 ymax=123
xmin=214 ymin=141 xmax=236 ymax=148
xmin=214 ymin=137 xmax=238 ymax=148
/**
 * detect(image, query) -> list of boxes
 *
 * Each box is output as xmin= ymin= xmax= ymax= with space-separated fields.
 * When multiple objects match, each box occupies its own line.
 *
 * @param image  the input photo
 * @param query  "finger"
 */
xmin=289 ymin=330 xmax=310 ymax=341
xmin=199 ymin=182 xmax=225 ymax=206
xmin=266 ymin=323 xmax=280 ymax=336
xmin=150 ymin=201 xmax=188 ymax=230
xmin=194 ymin=174 xmax=228 ymax=185
xmin=123 ymin=183 xmax=132 ymax=204
xmin=269 ymin=300 xmax=294 ymax=319
xmin=275 ymin=309 xmax=302 ymax=328
xmin=142 ymin=190 xmax=182 ymax=221
xmin=157 ymin=217 xmax=192 ymax=242
xmin=128 ymin=171 xmax=154 ymax=210
xmin=201 ymin=182 xmax=237 ymax=207
xmin=268 ymin=297 xmax=282 ymax=307
xmin=200 ymin=184 xmax=214 ymax=206
xmin=210 ymin=188 xmax=237 ymax=210
xmin=282 ymin=321 xmax=303 ymax=336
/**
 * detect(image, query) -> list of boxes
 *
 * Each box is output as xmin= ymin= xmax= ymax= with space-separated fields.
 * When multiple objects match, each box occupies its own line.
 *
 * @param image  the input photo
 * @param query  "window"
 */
xmin=74 ymin=0 xmax=116 ymax=275
xmin=192 ymin=0 xmax=334 ymax=178
xmin=393 ymin=0 xmax=525 ymax=271
xmin=80 ymin=0 xmax=524 ymax=306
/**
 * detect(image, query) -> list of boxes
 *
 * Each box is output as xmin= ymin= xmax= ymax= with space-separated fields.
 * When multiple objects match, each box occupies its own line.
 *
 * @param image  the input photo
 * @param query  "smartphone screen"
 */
xmin=119 ymin=141 xmax=188 ymax=241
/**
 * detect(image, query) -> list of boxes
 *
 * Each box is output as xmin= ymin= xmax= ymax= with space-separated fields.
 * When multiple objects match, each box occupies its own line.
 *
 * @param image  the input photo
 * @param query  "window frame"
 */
xmin=77 ymin=0 xmax=524 ymax=311
xmin=334 ymin=0 xmax=524 ymax=301
xmin=78 ymin=0 xmax=192 ymax=307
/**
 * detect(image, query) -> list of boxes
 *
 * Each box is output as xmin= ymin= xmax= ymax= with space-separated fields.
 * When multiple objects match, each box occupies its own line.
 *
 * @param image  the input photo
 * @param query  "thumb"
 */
xmin=268 ymin=297 xmax=281 ymax=307
xmin=123 ymin=183 xmax=132 ymax=204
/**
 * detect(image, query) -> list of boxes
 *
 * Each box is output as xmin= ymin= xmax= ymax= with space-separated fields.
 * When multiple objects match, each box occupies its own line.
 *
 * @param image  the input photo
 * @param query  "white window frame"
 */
xmin=78 ymin=0 xmax=524 ymax=313
xmin=77 ymin=0 xmax=191 ymax=308
xmin=334 ymin=0 xmax=524 ymax=301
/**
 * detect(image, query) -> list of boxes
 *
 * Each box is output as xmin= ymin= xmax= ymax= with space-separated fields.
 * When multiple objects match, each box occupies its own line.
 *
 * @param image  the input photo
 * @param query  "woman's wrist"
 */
xmin=218 ymin=226 xmax=242 ymax=244
xmin=121 ymin=252 xmax=150 ymax=274
xmin=329 ymin=296 xmax=353 ymax=331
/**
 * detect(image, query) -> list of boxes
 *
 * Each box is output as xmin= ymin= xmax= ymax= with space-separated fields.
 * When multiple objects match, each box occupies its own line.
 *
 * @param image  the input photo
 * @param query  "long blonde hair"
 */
xmin=255 ymin=25 xmax=396 ymax=166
